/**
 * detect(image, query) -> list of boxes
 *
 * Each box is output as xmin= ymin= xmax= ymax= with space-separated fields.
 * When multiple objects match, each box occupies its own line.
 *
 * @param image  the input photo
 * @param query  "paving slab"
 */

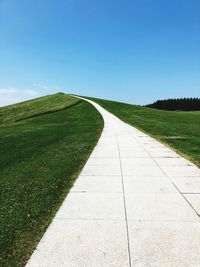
xmin=126 ymin=193 xmax=199 ymax=221
xmin=154 ymin=157 xmax=193 ymax=166
xmin=27 ymin=220 xmax=129 ymax=267
xmin=184 ymin=194 xmax=200 ymax=215
xmin=91 ymin=150 xmax=119 ymax=158
xmin=150 ymin=151 xmax=180 ymax=158
xmin=27 ymin=97 xmax=200 ymax=267
xmin=120 ymin=150 xmax=150 ymax=158
xmin=121 ymin=164 xmax=165 ymax=176
xmin=161 ymin=165 xmax=200 ymax=177
xmin=55 ymin=192 xmax=125 ymax=220
xmin=128 ymin=221 xmax=200 ymax=267
xmin=170 ymin=176 xmax=200 ymax=193
xmin=71 ymin=175 xmax=122 ymax=193
xmin=121 ymin=157 xmax=157 ymax=166
xmin=93 ymin=145 xmax=118 ymax=152
xmin=123 ymin=177 xmax=178 ymax=193
xmin=86 ymin=157 xmax=120 ymax=166
xmin=81 ymin=164 xmax=121 ymax=176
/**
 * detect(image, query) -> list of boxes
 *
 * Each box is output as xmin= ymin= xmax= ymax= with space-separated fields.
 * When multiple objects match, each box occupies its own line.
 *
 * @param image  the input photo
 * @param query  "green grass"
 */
xmin=0 ymin=93 xmax=80 ymax=124
xmin=85 ymin=96 xmax=200 ymax=167
xmin=0 ymin=94 xmax=103 ymax=266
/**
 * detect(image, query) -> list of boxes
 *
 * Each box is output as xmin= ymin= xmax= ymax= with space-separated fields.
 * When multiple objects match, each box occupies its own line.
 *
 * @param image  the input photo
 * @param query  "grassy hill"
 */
xmin=85 ymin=96 xmax=200 ymax=167
xmin=0 ymin=93 xmax=103 ymax=266
xmin=0 ymin=93 xmax=80 ymax=124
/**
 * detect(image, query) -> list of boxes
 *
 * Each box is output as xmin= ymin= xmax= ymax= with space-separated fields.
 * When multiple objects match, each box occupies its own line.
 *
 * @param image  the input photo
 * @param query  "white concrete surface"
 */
xmin=26 ymin=97 xmax=200 ymax=267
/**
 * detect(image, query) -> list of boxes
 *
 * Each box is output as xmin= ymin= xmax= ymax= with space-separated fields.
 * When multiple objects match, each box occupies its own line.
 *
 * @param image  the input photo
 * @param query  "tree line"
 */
xmin=146 ymin=98 xmax=200 ymax=111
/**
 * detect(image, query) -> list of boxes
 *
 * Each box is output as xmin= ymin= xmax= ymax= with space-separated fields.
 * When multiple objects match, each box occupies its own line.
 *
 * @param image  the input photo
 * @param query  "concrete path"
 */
xmin=27 ymin=98 xmax=200 ymax=267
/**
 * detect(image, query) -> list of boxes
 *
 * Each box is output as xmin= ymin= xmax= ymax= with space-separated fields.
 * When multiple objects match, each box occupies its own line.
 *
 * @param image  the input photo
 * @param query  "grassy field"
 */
xmin=86 ymin=96 xmax=200 ymax=167
xmin=0 ymin=94 xmax=103 ymax=266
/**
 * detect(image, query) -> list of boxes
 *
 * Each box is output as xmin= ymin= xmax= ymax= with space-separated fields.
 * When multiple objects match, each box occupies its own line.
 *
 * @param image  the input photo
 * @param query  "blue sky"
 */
xmin=0 ymin=0 xmax=199 ymax=106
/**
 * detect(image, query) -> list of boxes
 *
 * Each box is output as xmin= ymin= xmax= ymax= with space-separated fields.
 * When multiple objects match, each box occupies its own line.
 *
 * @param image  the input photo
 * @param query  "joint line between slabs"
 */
xmin=115 ymin=132 xmax=132 ymax=267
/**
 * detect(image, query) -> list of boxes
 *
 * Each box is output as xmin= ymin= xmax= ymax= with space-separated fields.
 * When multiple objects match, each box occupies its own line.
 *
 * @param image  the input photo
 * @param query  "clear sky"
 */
xmin=0 ymin=0 xmax=199 ymax=106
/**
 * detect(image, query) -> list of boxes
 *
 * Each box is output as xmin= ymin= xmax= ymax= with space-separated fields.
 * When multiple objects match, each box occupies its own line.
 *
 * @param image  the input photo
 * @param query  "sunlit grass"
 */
xmin=0 ymin=94 xmax=103 ymax=266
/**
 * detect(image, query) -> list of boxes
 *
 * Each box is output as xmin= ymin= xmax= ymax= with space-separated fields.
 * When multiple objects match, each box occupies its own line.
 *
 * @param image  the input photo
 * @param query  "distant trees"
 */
xmin=146 ymin=98 xmax=200 ymax=111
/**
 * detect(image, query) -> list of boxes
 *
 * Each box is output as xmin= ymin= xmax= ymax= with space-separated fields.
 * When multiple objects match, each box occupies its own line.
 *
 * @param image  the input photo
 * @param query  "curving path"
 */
xmin=27 ymin=98 xmax=200 ymax=267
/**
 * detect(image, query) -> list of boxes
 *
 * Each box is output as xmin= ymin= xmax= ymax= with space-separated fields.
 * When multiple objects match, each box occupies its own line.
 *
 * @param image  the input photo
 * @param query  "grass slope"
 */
xmin=0 ymin=94 xmax=103 ymax=266
xmin=0 ymin=93 xmax=80 ymax=124
xmin=86 ymin=96 xmax=200 ymax=167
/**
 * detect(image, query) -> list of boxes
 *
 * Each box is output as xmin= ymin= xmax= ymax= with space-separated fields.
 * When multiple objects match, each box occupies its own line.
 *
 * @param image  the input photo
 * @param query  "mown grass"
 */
xmin=86 ymin=96 xmax=200 ymax=167
xmin=0 ymin=94 xmax=103 ymax=266
xmin=0 ymin=93 xmax=80 ymax=124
